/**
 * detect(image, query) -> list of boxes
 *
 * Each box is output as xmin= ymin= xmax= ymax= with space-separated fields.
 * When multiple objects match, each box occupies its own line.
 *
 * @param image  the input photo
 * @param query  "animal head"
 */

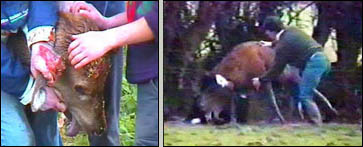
xmin=200 ymin=73 xmax=234 ymax=92
xmin=200 ymin=73 xmax=235 ymax=106
xmin=53 ymin=12 xmax=110 ymax=136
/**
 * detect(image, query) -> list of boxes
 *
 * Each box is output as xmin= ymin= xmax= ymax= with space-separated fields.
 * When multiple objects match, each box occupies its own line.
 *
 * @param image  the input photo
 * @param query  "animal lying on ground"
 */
xmin=7 ymin=12 xmax=111 ymax=137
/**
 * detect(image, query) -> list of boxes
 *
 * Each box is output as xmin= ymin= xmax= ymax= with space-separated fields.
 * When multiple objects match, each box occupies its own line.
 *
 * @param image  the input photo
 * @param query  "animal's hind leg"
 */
xmin=230 ymin=94 xmax=238 ymax=124
xmin=213 ymin=108 xmax=225 ymax=123
xmin=264 ymin=82 xmax=286 ymax=124
xmin=205 ymin=112 xmax=213 ymax=123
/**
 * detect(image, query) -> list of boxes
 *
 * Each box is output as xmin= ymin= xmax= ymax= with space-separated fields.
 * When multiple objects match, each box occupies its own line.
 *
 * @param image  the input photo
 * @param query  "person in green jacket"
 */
xmin=253 ymin=16 xmax=331 ymax=125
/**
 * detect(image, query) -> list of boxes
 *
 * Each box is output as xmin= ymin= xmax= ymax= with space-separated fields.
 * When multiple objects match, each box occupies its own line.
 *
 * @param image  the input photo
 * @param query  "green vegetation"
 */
xmin=164 ymin=123 xmax=362 ymax=146
xmin=119 ymin=75 xmax=137 ymax=146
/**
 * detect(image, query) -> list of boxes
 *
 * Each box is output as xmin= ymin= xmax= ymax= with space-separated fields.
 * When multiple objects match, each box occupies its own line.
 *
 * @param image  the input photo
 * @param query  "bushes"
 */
xmin=119 ymin=74 xmax=137 ymax=146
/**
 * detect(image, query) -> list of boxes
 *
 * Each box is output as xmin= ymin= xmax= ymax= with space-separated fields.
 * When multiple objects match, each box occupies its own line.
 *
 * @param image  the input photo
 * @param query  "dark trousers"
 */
xmin=135 ymin=78 xmax=159 ymax=146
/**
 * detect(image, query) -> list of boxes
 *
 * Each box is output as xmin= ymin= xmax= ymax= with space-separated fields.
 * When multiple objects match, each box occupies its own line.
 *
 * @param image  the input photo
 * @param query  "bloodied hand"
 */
xmin=30 ymin=42 xmax=65 ymax=86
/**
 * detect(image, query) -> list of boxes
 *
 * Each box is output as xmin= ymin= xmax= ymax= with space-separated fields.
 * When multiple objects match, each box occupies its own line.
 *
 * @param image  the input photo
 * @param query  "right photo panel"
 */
xmin=163 ymin=1 xmax=362 ymax=146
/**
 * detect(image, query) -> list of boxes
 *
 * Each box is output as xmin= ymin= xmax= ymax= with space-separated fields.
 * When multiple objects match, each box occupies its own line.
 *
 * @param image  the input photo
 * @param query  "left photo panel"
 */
xmin=1 ymin=1 xmax=159 ymax=146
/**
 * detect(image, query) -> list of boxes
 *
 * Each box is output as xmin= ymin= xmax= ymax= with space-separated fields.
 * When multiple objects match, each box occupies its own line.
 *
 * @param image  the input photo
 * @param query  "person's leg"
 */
xmin=289 ymin=83 xmax=300 ymax=121
xmin=27 ymin=109 xmax=63 ymax=146
xmin=1 ymin=90 xmax=35 ymax=146
xmin=298 ymin=52 xmax=330 ymax=125
xmin=89 ymin=46 xmax=123 ymax=146
xmin=134 ymin=78 xmax=159 ymax=146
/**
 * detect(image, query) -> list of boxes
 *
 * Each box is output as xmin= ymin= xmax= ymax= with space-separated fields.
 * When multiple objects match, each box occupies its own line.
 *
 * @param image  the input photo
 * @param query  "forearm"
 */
xmin=103 ymin=12 xmax=128 ymax=29
xmin=105 ymin=17 xmax=155 ymax=50
xmin=260 ymin=61 xmax=286 ymax=82
xmin=26 ymin=1 xmax=58 ymax=48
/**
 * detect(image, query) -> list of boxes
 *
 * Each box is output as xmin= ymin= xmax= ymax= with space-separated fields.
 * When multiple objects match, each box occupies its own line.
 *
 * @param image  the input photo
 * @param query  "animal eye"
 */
xmin=74 ymin=85 xmax=87 ymax=95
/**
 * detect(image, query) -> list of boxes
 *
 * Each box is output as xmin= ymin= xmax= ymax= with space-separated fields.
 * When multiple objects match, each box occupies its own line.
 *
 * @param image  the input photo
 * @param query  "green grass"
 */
xmin=164 ymin=123 xmax=362 ymax=146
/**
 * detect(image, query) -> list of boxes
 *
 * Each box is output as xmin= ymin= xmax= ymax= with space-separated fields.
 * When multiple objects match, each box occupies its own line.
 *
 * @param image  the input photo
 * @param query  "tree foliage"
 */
xmin=164 ymin=1 xmax=362 ymax=121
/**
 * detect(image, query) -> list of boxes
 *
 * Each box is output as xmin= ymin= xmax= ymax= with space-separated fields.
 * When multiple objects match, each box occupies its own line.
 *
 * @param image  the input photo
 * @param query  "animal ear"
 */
xmin=215 ymin=74 xmax=229 ymax=88
xmin=31 ymin=76 xmax=47 ymax=112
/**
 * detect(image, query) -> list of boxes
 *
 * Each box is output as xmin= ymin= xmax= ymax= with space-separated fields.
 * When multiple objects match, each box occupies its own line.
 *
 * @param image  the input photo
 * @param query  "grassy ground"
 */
xmin=164 ymin=122 xmax=362 ymax=146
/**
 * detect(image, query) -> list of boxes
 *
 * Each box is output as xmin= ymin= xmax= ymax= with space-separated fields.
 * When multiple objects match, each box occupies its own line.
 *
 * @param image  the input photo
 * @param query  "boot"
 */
xmin=302 ymin=99 xmax=322 ymax=126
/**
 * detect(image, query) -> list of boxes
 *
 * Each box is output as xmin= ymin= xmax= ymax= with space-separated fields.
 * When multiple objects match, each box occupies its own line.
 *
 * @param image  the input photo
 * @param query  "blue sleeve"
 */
xmin=143 ymin=2 xmax=158 ymax=44
xmin=1 ymin=42 xmax=29 ymax=97
xmin=27 ymin=1 xmax=58 ymax=30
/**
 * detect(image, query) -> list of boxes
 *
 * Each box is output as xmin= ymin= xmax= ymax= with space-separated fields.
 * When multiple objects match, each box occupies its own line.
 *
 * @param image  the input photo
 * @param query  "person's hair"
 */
xmin=261 ymin=16 xmax=284 ymax=32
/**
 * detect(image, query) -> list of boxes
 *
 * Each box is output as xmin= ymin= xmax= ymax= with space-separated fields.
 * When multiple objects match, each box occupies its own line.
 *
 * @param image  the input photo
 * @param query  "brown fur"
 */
xmin=53 ymin=12 xmax=110 ymax=135
xmin=201 ymin=41 xmax=279 ymax=124
xmin=6 ymin=12 xmax=111 ymax=135
xmin=55 ymin=12 xmax=110 ymax=79
xmin=212 ymin=41 xmax=275 ymax=88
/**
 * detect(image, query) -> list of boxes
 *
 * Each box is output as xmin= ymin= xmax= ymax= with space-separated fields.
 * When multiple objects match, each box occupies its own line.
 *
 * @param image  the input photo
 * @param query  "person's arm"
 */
xmin=70 ymin=1 xmax=158 ymax=42
xmin=260 ymin=42 xmax=289 ymax=83
xmin=25 ymin=1 xmax=64 ymax=85
xmin=68 ymin=1 xmax=158 ymax=69
xmin=69 ymin=1 xmax=128 ymax=30
xmin=25 ymin=2 xmax=66 ymax=111
xmin=105 ymin=16 xmax=155 ymax=49
xmin=252 ymin=42 xmax=288 ymax=90
xmin=103 ymin=12 xmax=128 ymax=29
xmin=68 ymin=16 xmax=154 ymax=69
xmin=106 ymin=1 xmax=158 ymax=46
xmin=25 ymin=1 xmax=58 ymax=48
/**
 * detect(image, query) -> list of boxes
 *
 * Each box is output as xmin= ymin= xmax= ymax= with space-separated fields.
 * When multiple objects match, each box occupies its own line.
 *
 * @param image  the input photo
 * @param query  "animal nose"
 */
xmin=93 ymin=130 xmax=103 ymax=136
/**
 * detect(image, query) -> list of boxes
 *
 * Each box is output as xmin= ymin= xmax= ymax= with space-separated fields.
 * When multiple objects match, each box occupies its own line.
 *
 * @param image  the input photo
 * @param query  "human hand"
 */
xmin=68 ymin=31 xmax=113 ymax=69
xmin=30 ymin=42 xmax=65 ymax=86
xmin=70 ymin=1 xmax=108 ymax=29
xmin=259 ymin=41 xmax=272 ymax=47
xmin=252 ymin=77 xmax=261 ymax=91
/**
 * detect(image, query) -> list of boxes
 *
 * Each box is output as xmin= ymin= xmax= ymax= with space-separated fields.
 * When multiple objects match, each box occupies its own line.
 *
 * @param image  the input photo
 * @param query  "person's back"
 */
xmin=275 ymin=27 xmax=322 ymax=69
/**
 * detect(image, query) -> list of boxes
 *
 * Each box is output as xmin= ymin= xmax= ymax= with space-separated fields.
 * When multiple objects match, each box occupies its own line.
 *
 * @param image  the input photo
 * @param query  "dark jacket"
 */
xmin=126 ymin=1 xmax=158 ymax=84
xmin=261 ymin=27 xmax=322 ymax=82
xmin=1 ymin=1 xmax=58 ymax=97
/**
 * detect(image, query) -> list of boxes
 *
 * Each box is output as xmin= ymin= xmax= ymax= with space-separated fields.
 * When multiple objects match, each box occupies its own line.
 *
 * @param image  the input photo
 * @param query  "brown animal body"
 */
xmin=7 ymin=12 xmax=111 ymax=136
xmin=212 ymin=41 xmax=275 ymax=88
xmin=200 ymin=41 xmax=285 ymax=124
